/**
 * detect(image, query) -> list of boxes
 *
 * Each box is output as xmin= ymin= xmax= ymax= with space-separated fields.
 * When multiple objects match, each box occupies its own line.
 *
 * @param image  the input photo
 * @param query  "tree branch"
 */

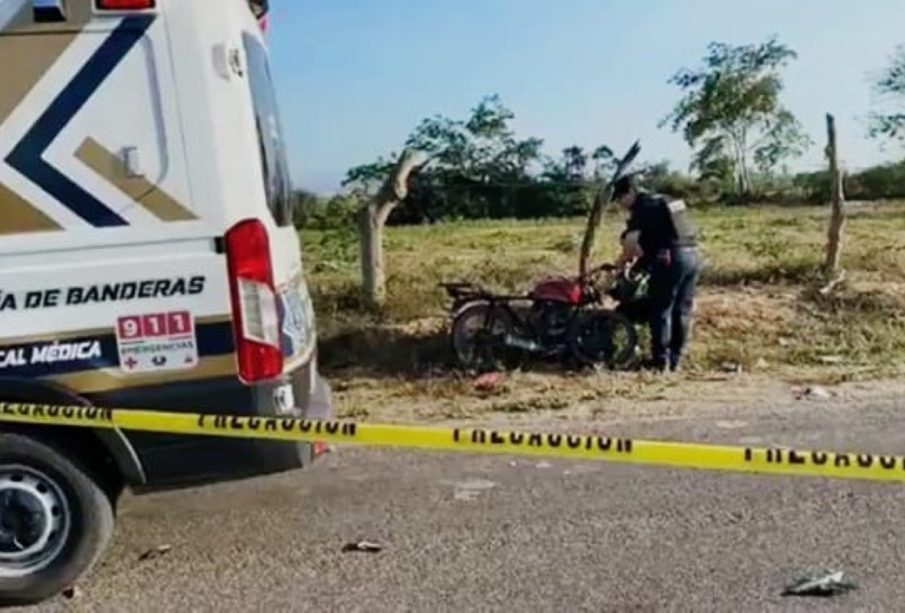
xmin=377 ymin=149 xmax=429 ymax=213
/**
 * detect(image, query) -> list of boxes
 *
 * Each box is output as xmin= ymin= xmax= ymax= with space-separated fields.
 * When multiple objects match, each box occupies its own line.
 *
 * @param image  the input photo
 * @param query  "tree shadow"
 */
xmin=318 ymin=324 xmax=452 ymax=378
xmin=317 ymin=322 xmax=639 ymax=379
xmin=802 ymin=284 xmax=905 ymax=315
xmin=702 ymin=260 xmax=820 ymax=287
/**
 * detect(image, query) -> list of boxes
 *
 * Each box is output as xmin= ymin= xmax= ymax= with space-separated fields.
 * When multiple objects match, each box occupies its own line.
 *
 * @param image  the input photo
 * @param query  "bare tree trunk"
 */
xmin=740 ymin=159 xmax=749 ymax=196
xmin=359 ymin=149 xmax=427 ymax=309
xmin=736 ymin=131 xmax=751 ymax=195
xmin=740 ymin=130 xmax=751 ymax=195
xmin=578 ymin=187 xmax=610 ymax=278
xmin=732 ymin=136 xmax=743 ymax=194
xmin=578 ymin=141 xmax=641 ymax=277
xmin=358 ymin=203 xmax=384 ymax=308
xmin=823 ymin=113 xmax=846 ymax=275
xmin=737 ymin=164 xmax=748 ymax=195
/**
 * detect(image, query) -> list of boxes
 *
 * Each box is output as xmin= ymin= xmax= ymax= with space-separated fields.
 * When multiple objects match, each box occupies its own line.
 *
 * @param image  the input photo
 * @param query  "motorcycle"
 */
xmin=440 ymin=139 xmax=649 ymax=372
xmin=440 ymin=262 xmax=651 ymax=372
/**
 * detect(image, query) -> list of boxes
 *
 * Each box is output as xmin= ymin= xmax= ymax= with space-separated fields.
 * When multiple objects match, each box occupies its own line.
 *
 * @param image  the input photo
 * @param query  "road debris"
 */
xmin=509 ymin=460 xmax=554 ymax=470
xmin=61 ymin=586 xmax=82 ymax=600
xmin=341 ymin=541 xmax=384 ymax=554
xmin=796 ymin=386 xmax=833 ymax=400
xmin=138 ymin=544 xmax=173 ymax=562
xmin=719 ymin=361 xmax=743 ymax=374
xmin=715 ymin=420 xmax=748 ymax=430
xmin=818 ymin=355 xmax=845 ymax=364
xmin=782 ymin=570 xmax=857 ymax=597
xmin=474 ymin=372 xmax=506 ymax=394
xmin=446 ymin=478 xmax=497 ymax=501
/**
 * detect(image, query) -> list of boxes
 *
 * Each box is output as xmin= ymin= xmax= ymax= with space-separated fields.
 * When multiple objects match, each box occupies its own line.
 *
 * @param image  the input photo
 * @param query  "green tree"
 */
xmin=542 ymin=145 xmax=615 ymax=183
xmin=538 ymin=146 xmax=595 ymax=216
xmin=591 ymin=145 xmax=616 ymax=178
xmin=344 ymin=96 xmax=625 ymax=221
xmin=869 ymin=45 xmax=905 ymax=143
xmin=409 ymin=95 xmax=543 ymax=186
xmin=291 ymin=188 xmax=319 ymax=228
xmin=560 ymin=145 xmax=588 ymax=181
xmin=662 ymin=37 xmax=811 ymax=195
xmin=343 ymin=156 xmax=397 ymax=198
xmin=542 ymin=146 xmax=586 ymax=182
xmin=345 ymin=95 xmax=546 ymax=221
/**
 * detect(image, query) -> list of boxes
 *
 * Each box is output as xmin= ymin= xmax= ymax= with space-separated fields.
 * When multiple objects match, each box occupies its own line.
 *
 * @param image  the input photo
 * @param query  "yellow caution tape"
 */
xmin=0 ymin=401 xmax=902 ymax=483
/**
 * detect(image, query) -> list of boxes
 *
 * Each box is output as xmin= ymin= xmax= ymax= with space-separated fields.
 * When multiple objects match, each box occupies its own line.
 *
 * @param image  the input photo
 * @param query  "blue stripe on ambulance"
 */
xmin=0 ymin=321 xmax=234 ymax=378
xmin=6 ymin=16 xmax=155 ymax=227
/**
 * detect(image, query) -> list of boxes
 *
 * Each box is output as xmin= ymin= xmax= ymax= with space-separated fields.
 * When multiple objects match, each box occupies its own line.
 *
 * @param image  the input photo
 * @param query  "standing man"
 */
xmin=612 ymin=174 xmax=701 ymax=372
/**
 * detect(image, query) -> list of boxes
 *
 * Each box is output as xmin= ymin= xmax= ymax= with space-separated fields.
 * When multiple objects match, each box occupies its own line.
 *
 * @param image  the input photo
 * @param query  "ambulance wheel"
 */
xmin=0 ymin=433 xmax=114 ymax=607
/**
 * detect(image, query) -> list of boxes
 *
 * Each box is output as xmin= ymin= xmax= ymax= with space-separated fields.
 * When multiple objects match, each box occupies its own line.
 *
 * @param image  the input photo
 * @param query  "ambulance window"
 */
xmin=243 ymin=33 xmax=292 ymax=227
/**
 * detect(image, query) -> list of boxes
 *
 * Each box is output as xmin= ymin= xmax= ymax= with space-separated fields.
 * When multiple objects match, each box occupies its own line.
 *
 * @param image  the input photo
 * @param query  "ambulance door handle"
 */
xmin=123 ymin=147 xmax=144 ymax=178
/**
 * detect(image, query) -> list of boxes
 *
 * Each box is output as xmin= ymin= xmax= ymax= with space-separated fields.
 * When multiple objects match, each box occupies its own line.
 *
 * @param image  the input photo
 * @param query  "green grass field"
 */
xmin=302 ymin=202 xmax=905 ymax=382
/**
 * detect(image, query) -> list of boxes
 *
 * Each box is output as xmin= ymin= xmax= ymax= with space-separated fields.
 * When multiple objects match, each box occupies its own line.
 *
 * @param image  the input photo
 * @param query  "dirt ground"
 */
xmin=330 ymin=366 xmax=905 ymax=429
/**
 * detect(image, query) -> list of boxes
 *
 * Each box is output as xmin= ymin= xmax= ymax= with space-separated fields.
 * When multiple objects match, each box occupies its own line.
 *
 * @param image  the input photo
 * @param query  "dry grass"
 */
xmin=302 ymin=201 xmax=905 ymax=420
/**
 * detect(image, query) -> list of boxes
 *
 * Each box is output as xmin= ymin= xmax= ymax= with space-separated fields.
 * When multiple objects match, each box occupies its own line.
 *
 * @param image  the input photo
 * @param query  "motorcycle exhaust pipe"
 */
xmin=503 ymin=334 xmax=543 ymax=353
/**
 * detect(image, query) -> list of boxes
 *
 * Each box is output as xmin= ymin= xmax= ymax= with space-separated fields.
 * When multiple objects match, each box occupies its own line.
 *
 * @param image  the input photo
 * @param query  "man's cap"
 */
xmin=611 ymin=172 xmax=640 ymax=201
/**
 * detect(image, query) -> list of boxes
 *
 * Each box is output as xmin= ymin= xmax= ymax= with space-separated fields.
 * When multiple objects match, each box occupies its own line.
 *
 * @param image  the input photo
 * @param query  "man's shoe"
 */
xmin=640 ymin=359 xmax=669 ymax=373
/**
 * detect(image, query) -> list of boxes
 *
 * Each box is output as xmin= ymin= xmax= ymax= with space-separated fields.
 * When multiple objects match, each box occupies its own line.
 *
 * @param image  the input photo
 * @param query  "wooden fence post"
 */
xmin=823 ymin=113 xmax=846 ymax=276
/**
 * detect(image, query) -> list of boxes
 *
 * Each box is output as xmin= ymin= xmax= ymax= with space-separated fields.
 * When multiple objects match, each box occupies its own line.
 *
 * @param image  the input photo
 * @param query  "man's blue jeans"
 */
xmin=646 ymin=246 xmax=701 ymax=370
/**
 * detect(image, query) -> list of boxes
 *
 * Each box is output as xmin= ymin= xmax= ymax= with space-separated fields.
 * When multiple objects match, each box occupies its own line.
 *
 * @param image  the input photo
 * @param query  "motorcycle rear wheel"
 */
xmin=450 ymin=303 xmax=521 ymax=372
xmin=568 ymin=310 xmax=638 ymax=370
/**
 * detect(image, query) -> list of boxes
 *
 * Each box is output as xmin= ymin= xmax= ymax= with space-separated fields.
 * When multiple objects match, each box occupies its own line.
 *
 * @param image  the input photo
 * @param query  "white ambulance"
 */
xmin=0 ymin=0 xmax=332 ymax=604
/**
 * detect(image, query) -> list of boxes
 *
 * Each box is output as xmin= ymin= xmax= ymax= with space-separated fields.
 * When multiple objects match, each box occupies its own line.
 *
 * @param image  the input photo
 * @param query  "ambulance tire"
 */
xmin=0 ymin=433 xmax=114 ymax=607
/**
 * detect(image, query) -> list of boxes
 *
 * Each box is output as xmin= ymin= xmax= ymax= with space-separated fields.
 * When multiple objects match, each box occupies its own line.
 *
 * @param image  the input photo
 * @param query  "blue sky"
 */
xmin=268 ymin=0 xmax=905 ymax=194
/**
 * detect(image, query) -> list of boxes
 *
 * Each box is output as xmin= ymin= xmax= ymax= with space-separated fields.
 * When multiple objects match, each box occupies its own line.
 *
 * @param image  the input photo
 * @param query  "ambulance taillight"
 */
xmin=95 ymin=0 xmax=155 ymax=9
xmin=225 ymin=220 xmax=284 ymax=383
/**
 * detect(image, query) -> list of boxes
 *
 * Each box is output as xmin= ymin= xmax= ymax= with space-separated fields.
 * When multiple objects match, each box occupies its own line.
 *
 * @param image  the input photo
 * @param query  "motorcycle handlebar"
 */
xmin=583 ymin=263 xmax=619 ymax=278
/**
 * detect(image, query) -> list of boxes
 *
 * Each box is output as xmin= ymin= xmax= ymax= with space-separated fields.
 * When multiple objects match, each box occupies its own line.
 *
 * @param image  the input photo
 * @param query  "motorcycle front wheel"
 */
xmin=450 ymin=302 xmax=520 ymax=372
xmin=568 ymin=310 xmax=638 ymax=370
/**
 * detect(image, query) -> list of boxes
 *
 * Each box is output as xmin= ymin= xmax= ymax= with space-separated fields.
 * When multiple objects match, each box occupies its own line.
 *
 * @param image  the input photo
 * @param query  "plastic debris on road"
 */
xmin=795 ymin=385 xmax=833 ymax=401
xmin=782 ymin=570 xmax=857 ymax=597
xmin=474 ymin=372 xmax=506 ymax=394
xmin=719 ymin=361 xmax=743 ymax=374
xmin=138 ymin=544 xmax=173 ymax=562
xmin=342 ymin=541 xmax=384 ymax=554
xmin=445 ymin=478 xmax=497 ymax=501
xmin=61 ymin=586 xmax=82 ymax=600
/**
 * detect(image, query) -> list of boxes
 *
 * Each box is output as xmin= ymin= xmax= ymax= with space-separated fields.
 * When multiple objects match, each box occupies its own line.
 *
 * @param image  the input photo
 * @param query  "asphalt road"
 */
xmin=29 ymin=390 xmax=905 ymax=612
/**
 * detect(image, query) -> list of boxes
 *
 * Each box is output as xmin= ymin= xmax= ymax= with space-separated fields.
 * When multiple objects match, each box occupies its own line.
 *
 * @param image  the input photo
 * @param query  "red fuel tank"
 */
xmin=529 ymin=277 xmax=583 ymax=305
